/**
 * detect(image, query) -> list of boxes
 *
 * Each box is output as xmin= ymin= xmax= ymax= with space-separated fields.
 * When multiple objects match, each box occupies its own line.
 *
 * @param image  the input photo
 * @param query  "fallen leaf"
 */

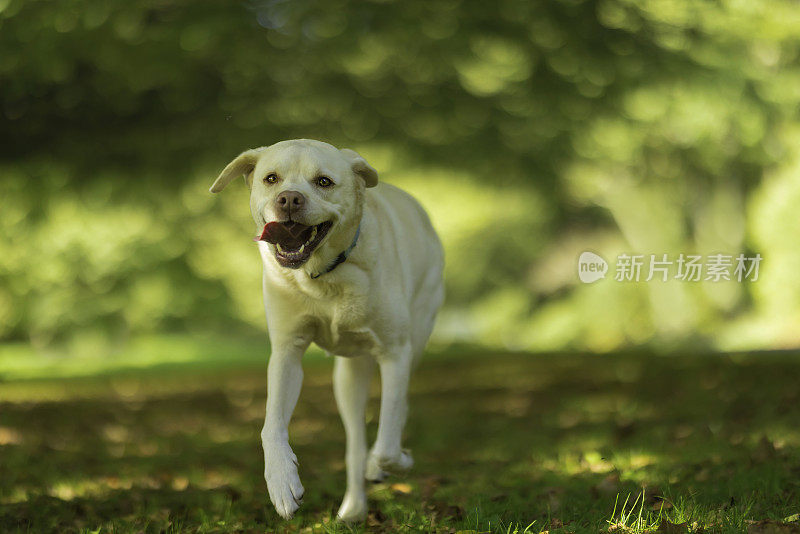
xmin=390 ymin=482 xmax=413 ymax=494
xmin=0 ymin=426 xmax=22 ymax=445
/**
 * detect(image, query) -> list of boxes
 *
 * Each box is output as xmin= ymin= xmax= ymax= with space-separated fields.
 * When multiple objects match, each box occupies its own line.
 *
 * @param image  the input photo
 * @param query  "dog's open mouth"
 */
xmin=256 ymin=220 xmax=333 ymax=268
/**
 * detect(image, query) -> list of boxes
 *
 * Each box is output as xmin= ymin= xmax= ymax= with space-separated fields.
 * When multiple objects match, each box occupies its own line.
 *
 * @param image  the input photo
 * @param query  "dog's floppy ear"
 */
xmin=209 ymin=148 xmax=262 ymax=193
xmin=340 ymin=148 xmax=378 ymax=188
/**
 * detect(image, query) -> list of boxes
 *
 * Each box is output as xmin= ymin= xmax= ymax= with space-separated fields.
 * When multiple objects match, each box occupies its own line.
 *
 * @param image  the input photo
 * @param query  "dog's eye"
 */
xmin=316 ymin=176 xmax=334 ymax=188
xmin=263 ymin=173 xmax=279 ymax=184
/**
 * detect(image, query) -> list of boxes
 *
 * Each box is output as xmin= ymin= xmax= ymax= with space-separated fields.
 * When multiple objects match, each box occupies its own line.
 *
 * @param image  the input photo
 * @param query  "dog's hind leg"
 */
xmin=333 ymin=355 xmax=375 ymax=522
xmin=366 ymin=344 xmax=415 ymax=479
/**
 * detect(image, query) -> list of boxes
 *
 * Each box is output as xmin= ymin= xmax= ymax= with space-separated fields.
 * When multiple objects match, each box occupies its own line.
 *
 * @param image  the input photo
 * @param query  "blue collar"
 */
xmin=310 ymin=223 xmax=361 ymax=279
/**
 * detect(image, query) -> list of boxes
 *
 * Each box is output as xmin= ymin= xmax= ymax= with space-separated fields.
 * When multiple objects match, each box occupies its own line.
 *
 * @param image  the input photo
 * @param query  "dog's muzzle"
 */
xmin=256 ymin=220 xmax=333 ymax=268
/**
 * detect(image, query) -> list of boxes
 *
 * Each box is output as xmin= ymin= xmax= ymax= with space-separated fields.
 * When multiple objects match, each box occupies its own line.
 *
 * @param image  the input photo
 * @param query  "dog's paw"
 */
xmin=366 ymin=447 xmax=413 ymax=479
xmin=264 ymin=443 xmax=304 ymax=520
xmin=365 ymin=455 xmax=388 ymax=483
xmin=336 ymin=492 xmax=367 ymax=523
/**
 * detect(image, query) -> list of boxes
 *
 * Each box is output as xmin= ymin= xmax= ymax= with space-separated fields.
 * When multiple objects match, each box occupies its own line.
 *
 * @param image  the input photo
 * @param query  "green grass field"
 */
xmin=1 ymin=348 xmax=799 ymax=533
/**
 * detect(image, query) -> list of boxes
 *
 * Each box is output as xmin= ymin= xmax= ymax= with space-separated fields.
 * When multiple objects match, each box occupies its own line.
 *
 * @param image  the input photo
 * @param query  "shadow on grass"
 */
xmin=1 ymin=350 xmax=799 ymax=533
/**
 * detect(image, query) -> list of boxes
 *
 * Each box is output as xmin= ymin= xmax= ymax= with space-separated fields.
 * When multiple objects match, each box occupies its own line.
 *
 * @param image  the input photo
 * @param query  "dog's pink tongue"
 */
xmin=257 ymin=222 xmax=291 ymax=244
xmin=255 ymin=221 xmax=309 ymax=248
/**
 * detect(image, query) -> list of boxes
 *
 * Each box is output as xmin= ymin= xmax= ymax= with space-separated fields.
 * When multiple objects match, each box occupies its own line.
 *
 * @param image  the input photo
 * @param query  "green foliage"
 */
xmin=2 ymin=0 xmax=800 ymax=350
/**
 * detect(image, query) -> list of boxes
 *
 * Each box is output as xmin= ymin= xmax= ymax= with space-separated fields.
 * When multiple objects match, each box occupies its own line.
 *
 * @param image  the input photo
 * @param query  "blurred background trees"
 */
xmin=1 ymin=0 xmax=799 ymax=357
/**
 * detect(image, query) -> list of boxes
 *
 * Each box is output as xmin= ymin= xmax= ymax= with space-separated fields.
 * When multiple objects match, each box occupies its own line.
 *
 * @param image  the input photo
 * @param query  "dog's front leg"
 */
xmin=366 ymin=344 xmax=415 ymax=480
xmin=261 ymin=339 xmax=308 ymax=520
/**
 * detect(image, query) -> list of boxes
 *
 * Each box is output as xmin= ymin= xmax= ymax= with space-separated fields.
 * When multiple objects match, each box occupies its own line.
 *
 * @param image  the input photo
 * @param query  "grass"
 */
xmin=1 ymin=346 xmax=799 ymax=533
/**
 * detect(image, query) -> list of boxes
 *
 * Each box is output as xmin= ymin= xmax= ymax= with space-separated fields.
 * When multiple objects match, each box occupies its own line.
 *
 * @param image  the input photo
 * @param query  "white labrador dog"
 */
xmin=210 ymin=139 xmax=444 ymax=522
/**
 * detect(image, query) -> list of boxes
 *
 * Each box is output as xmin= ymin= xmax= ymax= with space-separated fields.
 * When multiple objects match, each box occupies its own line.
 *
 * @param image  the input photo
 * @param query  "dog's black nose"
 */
xmin=275 ymin=190 xmax=305 ymax=218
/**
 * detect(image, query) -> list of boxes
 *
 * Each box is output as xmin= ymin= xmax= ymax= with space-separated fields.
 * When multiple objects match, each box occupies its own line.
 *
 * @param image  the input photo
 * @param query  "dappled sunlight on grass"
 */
xmin=1 ymin=351 xmax=799 ymax=532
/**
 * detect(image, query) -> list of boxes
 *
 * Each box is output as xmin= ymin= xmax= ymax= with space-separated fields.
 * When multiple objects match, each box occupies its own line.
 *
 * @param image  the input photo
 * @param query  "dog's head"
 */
xmin=210 ymin=139 xmax=378 ymax=270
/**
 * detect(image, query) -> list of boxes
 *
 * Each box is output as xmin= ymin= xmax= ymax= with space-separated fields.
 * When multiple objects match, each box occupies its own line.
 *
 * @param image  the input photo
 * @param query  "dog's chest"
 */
xmin=314 ymin=323 xmax=381 ymax=358
xmin=306 ymin=293 xmax=381 ymax=358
